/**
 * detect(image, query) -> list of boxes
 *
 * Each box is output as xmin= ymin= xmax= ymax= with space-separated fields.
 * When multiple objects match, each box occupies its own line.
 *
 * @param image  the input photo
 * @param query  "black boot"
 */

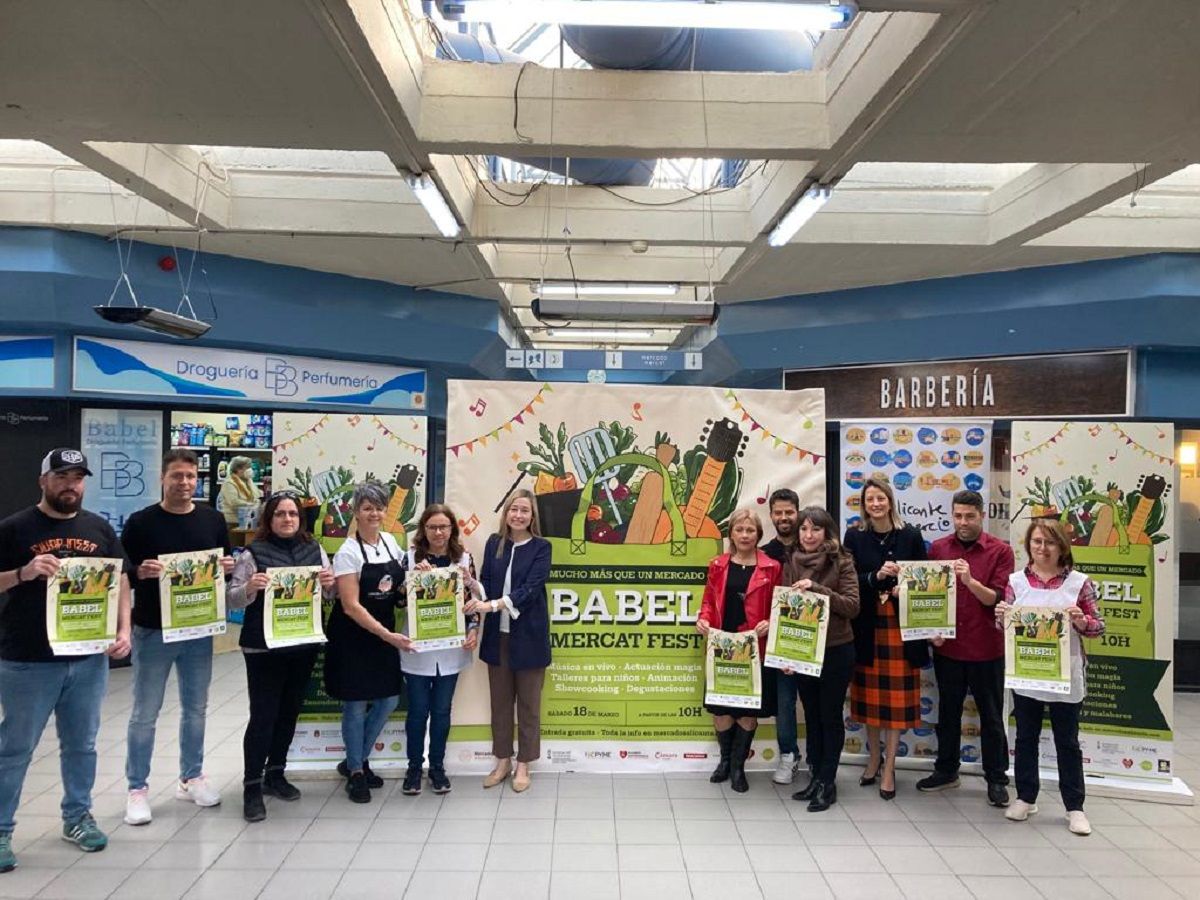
xmin=709 ymin=728 xmax=735 ymax=783
xmin=807 ymin=780 xmax=837 ymax=812
xmin=791 ymin=772 xmax=818 ymax=802
xmin=243 ymin=781 xmax=266 ymax=823
xmin=729 ymin=726 xmax=756 ymax=794
xmin=263 ymin=767 xmax=301 ymax=802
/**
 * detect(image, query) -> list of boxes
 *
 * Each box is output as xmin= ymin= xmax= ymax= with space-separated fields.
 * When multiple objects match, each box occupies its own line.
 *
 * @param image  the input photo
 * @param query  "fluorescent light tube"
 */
xmin=535 ymin=282 xmax=679 ymax=297
xmin=547 ymin=328 xmax=655 ymax=338
xmin=445 ymin=1 xmax=857 ymax=31
xmin=767 ymin=183 xmax=832 ymax=248
xmin=405 ymin=172 xmax=462 ymax=239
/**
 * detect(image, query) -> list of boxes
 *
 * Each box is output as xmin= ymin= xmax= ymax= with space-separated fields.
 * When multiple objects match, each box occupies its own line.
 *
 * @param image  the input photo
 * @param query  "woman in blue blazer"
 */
xmin=467 ymin=489 xmax=552 ymax=792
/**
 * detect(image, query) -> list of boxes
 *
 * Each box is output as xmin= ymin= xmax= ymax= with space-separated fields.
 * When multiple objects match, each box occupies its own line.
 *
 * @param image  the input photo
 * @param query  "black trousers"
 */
xmin=797 ymin=642 xmax=856 ymax=783
xmin=242 ymin=646 xmax=320 ymax=783
xmin=1012 ymin=692 xmax=1085 ymax=811
xmin=932 ymin=654 xmax=1009 ymax=785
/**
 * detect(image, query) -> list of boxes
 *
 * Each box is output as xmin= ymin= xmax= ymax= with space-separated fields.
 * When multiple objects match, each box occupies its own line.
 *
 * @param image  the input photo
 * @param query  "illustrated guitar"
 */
xmin=652 ymin=418 xmax=746 ymax=543
xmin=383 ymin=464 xmax=423 ymax=534
xmin=1109 ymin=473 xmax=1168 ymax=546
xmin=345 ymin=464 xmax=422 ymax=541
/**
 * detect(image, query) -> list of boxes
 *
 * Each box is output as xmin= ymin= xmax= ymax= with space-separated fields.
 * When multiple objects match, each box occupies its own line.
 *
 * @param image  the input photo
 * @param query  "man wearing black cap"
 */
xmin=0 ymin=449 xmax=132 ymax=873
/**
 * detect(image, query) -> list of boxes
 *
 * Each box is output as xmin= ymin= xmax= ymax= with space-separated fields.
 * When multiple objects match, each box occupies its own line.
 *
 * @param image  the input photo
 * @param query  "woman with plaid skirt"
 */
xmin=844 ymin=474 xmax=928 ymax=800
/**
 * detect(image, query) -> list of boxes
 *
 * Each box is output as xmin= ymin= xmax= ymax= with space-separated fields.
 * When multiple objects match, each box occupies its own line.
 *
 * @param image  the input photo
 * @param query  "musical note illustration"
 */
xmin=756 ymin=484 xmax=770 ymax=505
xmin=1088 ymin=425 xmax=1102 ymax=437
xmin=458 ymin=513 xmax=481 ymax=536
xmin=347 ymin=415 xmax=362 ymax=427
xmin=367 ymin=439 xmax=377 ymax=452
xmin=632 ymin=402 xmax=643 ymax=422
xmin=470 ymin=398 xmax=488 ymax=417
xmin=278 ymin=455 xmax=289 ymax=466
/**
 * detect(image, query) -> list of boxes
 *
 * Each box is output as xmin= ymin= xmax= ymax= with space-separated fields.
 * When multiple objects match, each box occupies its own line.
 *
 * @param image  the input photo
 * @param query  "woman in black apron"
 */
xmin=325 ymin=482 xmax=409 ymax=803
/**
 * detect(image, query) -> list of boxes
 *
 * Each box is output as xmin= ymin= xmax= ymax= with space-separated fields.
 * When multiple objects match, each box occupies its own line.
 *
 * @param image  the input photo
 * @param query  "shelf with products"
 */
xmin=171 ymin=410 xmax=274 ymax=514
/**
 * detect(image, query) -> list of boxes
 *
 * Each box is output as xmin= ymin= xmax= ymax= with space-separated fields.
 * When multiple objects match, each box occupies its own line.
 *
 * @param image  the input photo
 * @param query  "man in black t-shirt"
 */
xmin=121 ymin=448 xmax=234 ymax=827
xmin=0 ymin=448 xmax=132 ymax=872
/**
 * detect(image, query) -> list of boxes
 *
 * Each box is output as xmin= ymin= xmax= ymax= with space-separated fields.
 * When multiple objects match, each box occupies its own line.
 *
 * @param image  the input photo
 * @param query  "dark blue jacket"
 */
xmin=478 ymin=534 xmax=553 ymax=671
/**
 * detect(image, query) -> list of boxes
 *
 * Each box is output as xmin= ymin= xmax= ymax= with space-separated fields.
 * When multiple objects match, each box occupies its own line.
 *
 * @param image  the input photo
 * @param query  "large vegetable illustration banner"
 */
xmin=272 ymin=412 xmax=428 ymax=766
xmin=1011 ymin=421 xmax=1177 ymax=786
xmin=445 ymin=380 xmax=826 ymax=772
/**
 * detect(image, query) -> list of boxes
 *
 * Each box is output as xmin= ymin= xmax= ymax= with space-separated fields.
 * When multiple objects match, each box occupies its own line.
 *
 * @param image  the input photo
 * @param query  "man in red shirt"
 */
xmin=917 ymin=490 xmax=1015 ymax=807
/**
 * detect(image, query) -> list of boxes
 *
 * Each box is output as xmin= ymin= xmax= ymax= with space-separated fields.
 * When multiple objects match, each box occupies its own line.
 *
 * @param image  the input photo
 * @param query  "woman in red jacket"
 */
xmin=696 ymin=508 xmax=782 ymax=793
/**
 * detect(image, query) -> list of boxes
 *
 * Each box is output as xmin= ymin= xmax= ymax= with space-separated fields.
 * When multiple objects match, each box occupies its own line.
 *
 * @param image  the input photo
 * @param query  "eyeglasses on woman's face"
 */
xmin=425 ymin=524 xmax=452 ymax=532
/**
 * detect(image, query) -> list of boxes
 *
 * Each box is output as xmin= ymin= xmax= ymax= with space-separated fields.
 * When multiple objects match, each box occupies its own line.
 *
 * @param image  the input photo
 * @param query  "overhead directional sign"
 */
xmin=506 ymin=349 xmax=702 ymax=372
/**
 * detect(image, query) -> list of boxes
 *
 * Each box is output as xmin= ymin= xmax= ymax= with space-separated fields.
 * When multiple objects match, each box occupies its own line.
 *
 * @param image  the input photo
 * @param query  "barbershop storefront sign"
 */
xmin=784 ymin=351 xmax=1130 ymax=420
xmin=73 ymin=337 xmax=426 ymax=410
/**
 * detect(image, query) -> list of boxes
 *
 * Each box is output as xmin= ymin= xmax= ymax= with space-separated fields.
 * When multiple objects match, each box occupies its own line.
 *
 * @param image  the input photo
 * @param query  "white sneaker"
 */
xmin=1067 ymin=810 xmax=1092 ymax=835
xmin=772 ymin=752 xmax=799 ymax=785
xmin=1005 ymin=799 xmax=1038 ymax=821
xmin=175 ymin=775 xmax=221 ymax=808
xmin=124 ymin=787 xmax=152 ymax=825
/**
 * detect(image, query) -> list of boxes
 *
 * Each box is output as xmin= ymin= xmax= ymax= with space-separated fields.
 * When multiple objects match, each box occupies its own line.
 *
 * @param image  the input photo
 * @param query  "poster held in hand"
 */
xmin=46 ymin=557 xmax=122 ymax=655
xmin=405 ymin=565 xmax=467 ymax=651
xmin=704 ymin=628 xmax=762 ymax=708
xmin=763 ymin=586 xmax=829 ymax=676
xmin=158 ymin=548 xmax=227 ymax=643
xmin=897 ymin=561 xmax=956 ymax=640
xmin=264 ymin=566 xmax=326 ymax=649
xmin=1005 ymin=605 xmax=1072 ymax=694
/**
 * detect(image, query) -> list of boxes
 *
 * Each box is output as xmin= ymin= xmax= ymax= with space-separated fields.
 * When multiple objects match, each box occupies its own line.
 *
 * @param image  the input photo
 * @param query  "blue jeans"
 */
xmin=341 ymin=696 xmax=399 ymax=772
xmin=776 ymin=671 xmax=801 ymax=757
xmin=404 ymin=673 xmax=459 ymax=771
xmin=126 ymin=625 xmax=213 ymax=790
xmin=0 ymin=655 xmax=108 ymax=833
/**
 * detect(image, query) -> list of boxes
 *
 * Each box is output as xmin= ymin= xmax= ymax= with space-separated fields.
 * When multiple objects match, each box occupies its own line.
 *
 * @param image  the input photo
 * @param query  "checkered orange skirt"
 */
xmin=850 ymin=596 xmax=921 ymax=729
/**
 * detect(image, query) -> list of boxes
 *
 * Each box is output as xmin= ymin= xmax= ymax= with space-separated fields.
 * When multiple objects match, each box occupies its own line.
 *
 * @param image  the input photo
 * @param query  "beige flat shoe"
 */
xmin=512 ymin=768 xmax=531 ymax=793
xmin=483 ymin=759 xmax=512 ymax=788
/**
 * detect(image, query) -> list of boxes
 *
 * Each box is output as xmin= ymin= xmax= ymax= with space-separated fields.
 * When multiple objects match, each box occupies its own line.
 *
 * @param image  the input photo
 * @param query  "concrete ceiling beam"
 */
xmin=988 ymin=161 xmax=1189 ymax=247
xmin=472 ymin=182 xmax=751 ymax=246
xmin=44 ymin=141 xmax=231 ymax=231
xmin=417 ymin=61 xmax=829 ymax=159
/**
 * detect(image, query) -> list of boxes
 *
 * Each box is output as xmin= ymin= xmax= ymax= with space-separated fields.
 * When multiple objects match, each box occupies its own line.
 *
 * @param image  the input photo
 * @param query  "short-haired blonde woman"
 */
xmin=467 ymin=489 xmax=552 ymax=792
xmin=843 ymin=474 xmax=927 ymax=800
xmin=996 ymin=518 xmax=1104 ymax=836
xmin=217 ymin=456 xmax=261 ymax=526
xmin=696 ymin=508 xmax=782 ymax=793
xmin=325 ymin=481 xmax=409 ymax=804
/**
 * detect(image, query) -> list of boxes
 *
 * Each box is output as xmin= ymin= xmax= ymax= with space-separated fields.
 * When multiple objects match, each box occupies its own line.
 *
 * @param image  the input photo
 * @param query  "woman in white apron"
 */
xmin=995 ymin=519 xmax=1105 ymax=836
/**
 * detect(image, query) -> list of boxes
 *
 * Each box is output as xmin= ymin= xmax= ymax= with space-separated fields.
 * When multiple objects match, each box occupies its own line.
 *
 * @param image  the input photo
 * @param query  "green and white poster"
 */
xmin=705 ymin=629 xmax=762 ymax=708
xmin=897 ymin=561 xmax=956 ymax=640
xmin=405 ymin=565 xmax=466 ymax=651
xmin=445 ymin=380 xmax=825 ymax=772
xmin=1004 ymin=605 xmax=1071 ymax=694
xmin=1011 ymin=421 xmax=1176 ymax=785
xmin=764 ymin=586 xmax=828 ymax=676
xmin=46 ymin=557 xmax=121 ymax=655
xmin=263 ymin=566 xmax=326 ymax=649
xmin=158 ymin=548 xmax=226 ymax=643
